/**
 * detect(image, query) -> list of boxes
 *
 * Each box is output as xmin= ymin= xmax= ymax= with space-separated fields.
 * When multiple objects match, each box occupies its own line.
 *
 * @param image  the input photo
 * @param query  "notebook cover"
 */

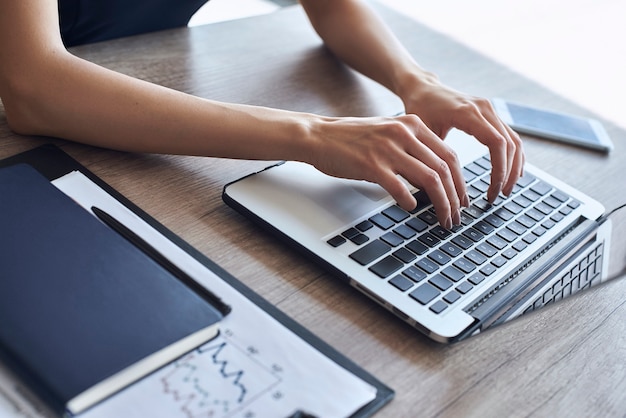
xmin=0 ymin=163 xmax=225 ymax=415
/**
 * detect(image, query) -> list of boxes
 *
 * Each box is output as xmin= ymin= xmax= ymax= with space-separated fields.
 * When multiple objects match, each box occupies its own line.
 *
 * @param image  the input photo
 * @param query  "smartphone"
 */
xmin=492 ymin=98 xmax=614 ymax=152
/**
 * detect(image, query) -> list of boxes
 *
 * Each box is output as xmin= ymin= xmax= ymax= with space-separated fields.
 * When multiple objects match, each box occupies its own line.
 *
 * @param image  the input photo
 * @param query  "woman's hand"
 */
xmin=306 ymin=114 xmax=469 ymax=229
xmin=401 ymin=74 xmax=525 ymax=203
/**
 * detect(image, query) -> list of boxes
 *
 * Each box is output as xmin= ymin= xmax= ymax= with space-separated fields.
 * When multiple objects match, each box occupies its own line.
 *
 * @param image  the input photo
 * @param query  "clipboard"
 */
xmin=0 ymin=144 xmax=394 ymax=418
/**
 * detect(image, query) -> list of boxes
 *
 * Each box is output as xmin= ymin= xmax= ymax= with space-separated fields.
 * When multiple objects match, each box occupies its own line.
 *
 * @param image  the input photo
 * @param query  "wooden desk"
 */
xmin=1 ymin=3 xmax=624 ymax=417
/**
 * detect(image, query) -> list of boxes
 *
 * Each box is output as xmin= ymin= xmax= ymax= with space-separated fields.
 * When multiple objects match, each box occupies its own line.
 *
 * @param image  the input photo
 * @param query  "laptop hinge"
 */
xmin=462 ymin=217 xmax=600 ymax=333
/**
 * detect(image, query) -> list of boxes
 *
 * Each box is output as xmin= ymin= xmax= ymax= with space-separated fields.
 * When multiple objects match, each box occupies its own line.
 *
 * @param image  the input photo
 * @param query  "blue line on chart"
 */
xmin=199 ymin=342 xmax=247 ymax=404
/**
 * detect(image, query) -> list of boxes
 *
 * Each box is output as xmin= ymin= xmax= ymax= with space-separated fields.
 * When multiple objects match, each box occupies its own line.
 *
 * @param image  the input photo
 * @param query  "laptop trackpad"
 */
xmin=225 ymin=162 xmax=394 ymax=236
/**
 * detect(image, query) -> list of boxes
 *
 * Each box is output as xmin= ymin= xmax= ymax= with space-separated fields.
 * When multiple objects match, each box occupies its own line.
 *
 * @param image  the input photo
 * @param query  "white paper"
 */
xmin=0 ymin=171 xmax=377 ymax=418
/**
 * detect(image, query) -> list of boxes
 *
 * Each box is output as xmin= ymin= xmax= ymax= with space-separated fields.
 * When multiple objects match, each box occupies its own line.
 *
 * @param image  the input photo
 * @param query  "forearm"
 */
xmin=5 ymin=51 xmax=315 ymax=161
xmin=300 ymin=0 xmax=435 ymax=104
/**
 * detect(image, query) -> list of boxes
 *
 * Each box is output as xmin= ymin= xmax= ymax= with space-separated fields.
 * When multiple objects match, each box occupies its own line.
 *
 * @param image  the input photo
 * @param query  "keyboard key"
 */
xmin=465 ymin=162 xmax=487 ymax=176
xmin=389 ymin=275 xmax=414 ymax=291
xmin=513 ymin=241 xmax=528 ymax=252
xmin=476 ymin=242 xmax=498 ymax=257
xmin=411 ymin=189 xmax=432 ymax=213
xmin=409 ymin=282 xmax=440 ymax=305
xmin=465 ymin=250 xmax=487 ymax=265
xmin=350 ymin=239 xmax=391 ymax=265
xmin=523 ymin=233 xmax=538 ymax=244
xmin=493 ymin=208 xmax=514 ymax=222
xmin=473 ymin=199 xmax=493 ymax=212
xmin=342 ymin=227 xmax=360 ymax=239
xmin=491 ymin=256 xmax=507 ymax=268
xmin=516 ymin=173 xmax=536 ymax=188
xmin=443 ymin=290 xmax=462 ymax=304
xmin=487 ymin=235 xmax=508 ymax=250
xmin=568 ymin=200 xmax=581 ymax=209
xmin=543 ymin=196 xmax=561 ymax=209
xmin=418 ymin=211 xmax=438 ymax=225
xmin=381 ymin=231 xmax=404 ymax=247
xmin=416 ymin=257 xmax=439 ymax=274
xmin=460 ymin=212 xmax=475 ymax=226
xmin=456 ymin=281 xmax=474 ymax=294
xmin=465 ymin=205 xmax=485 ymax=219
xmin=496 ymin=229 xmax=518 ymax=243
xmin=369 ymin=255 xmax=403 ymax=278
xmin=471 ymin=180 xmax=489 ymax=193
xmin=430 ymin=300 xmax=448 ymax=314
xmin=453 ymin=258 xmax=476 ymax=274
xmin=355 ymin=220 xmax=374 ymax=232
xmin=350 ymin=234 xmax=369 ymax=245
xmin=502 ymin=248 xmax=518 ymax=260
xmin=468 ymin=273 xmax=486 ymax=285
xmin=475 ymin=157 xmax=491 ymax=171
xmin=480 ymin=264 xmax=497 ymax=276
xmin=517 ymin=214 xmax=536 ymax=229
xmin=463 ymin=228 xmax=484 ymax=242
xmin=467 ymin=186 xmax=483 ymax=200
xmin=370 ymin=213 xmax=395 ymax=230
xmin=418 ymin=232 xmax=440 ymax=247
xmin=406 ymin=217 xmax=428 ymax=232
xmin=383 ymin=205 xmax=410 ymax=223
xmin=531 ymin=181 xmax=553 ymax=196
xmin=504 ymin=201 xmax=524 ymax=215
xmin=533 ymin=226 xmax=547 ymax=237
xmin=403 ymin=266 xmax=427 ymax=282
xmin=551 ymin=190 xmax=570 ymax=203
xmin=474 ymin=220 xmax=495 ymax=235
xmin=462 ymin=167 xmax=477 ymax=183
xmin=431 ymin=225 xmax=452 ymax=239
xmin=442 ymin=266 xmax=465 ymax=282
xmin=507 ymin=221 xmax=527 ymax=236
xmin=428 ymin=250 xmax=451 ymax=266
xmin=393 ymin=224 xmax=417 ymax=239
xmin=535 ymin=202 xmax=554 ymax=215
xmin=327 ymin=235 xmax=346 ymax=247
xmin=513 ymin=195 xmax=533 ymax=208
xmin=406 ymin=240 xmax=429 ymax=255
xmin=430 ymin=274 xmax=453 ymax=291
xmin=440 ymin=242 xmax=463 ymax=258
xmin=393 ymin=247 xmax=417 ymax=263
xmin=452 ymin=235 xmax=474 ymax=250
xmin=522 ymin=190 xmax=541 ymax=202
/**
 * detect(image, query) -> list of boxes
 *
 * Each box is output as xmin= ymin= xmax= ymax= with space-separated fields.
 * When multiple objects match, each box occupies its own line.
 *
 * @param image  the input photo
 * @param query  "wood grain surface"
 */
xmin=0 ymin=3 xmax=624 ymax=417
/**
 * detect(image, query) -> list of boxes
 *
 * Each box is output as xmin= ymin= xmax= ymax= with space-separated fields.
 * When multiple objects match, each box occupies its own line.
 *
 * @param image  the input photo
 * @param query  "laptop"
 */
xmin=222 ymin=129 xmax=612 ymax=342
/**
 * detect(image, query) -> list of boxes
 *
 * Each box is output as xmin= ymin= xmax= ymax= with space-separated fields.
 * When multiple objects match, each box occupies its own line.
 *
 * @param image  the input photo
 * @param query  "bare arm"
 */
xmin=0 ymin=0 xmax=315 ymax=161
xmin=0 ymin=0 xmax=490 ymax=228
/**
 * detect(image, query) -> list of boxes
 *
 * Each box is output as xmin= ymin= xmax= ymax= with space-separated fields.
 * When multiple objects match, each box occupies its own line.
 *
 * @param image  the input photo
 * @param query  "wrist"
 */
xmin=393 ymin=65 xmax=440 ymax=110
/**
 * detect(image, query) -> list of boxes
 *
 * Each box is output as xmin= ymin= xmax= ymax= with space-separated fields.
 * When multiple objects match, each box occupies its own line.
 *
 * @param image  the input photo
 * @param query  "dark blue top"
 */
xmin=58 ymin=0 xmax=209 ymax=46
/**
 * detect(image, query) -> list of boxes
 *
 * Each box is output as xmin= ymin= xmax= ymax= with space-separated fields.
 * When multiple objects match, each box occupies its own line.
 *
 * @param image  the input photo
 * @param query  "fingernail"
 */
xmin=463 ymin=193 xmax=470 ymax=207
xmin=444 ymin=216 xmax=453 ymax=230
xmin=489 ymin=182 xmax=503 ymax=202
xmin=453 ymin=209 xmax=461 ymax=226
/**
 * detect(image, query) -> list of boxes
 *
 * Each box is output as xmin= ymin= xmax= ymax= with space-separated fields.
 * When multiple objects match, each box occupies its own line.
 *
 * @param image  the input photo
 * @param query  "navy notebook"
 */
xmin=0 ymin=164 xmax=228 ymax=416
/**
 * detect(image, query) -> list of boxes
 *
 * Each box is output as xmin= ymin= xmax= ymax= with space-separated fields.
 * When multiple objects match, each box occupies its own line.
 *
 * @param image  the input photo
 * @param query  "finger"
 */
xmin=376 ymin=170 xmax=416 ymax=212
xmin=460 ymin=117 xmax=508 ymax=203
xmin=418 ymin=130 xmax=469 ymax=208
xmin=501 ymin=124 xmax=525 ymax=195
xmin=475 ymin=100 xmax=527 ymax=196
xmin=397 ymin=127 xmax=459 ymax=227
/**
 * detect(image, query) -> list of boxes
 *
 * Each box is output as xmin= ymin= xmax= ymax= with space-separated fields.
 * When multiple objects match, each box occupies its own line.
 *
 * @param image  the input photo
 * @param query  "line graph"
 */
xmin=160 ymin=331 xmax=283 ymax=418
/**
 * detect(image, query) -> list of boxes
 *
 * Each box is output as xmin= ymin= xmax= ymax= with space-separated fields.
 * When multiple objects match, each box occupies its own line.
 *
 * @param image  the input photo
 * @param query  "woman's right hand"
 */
xmin=305 ymin=114 xmax=469 ymax=229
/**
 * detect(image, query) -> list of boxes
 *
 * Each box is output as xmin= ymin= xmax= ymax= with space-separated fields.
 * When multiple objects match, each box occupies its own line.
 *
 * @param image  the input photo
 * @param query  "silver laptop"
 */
xmin=223 ymin=129 xmax=612 ymax=342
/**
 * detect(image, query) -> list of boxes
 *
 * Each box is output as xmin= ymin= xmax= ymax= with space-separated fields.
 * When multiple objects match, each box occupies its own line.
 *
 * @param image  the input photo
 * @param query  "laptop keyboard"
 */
xmin=326 ymin=155 xmax=581 ymax=315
